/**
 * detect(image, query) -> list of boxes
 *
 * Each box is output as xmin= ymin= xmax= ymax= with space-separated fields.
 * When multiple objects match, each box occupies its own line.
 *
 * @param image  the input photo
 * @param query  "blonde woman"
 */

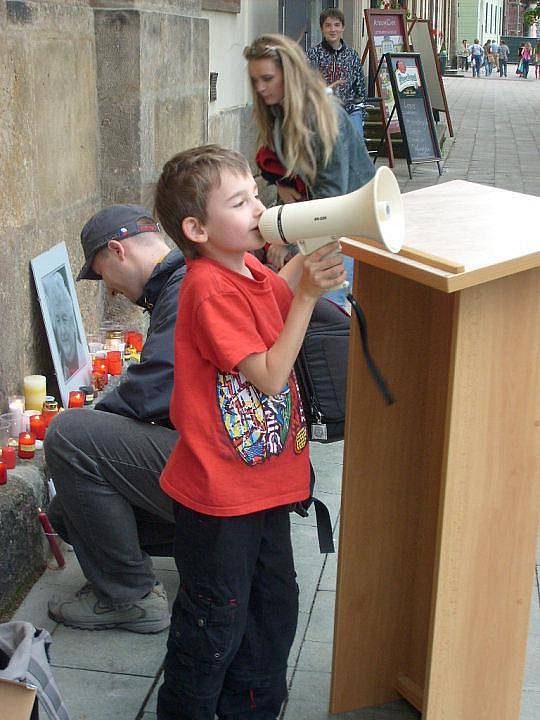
xmin=521 ymin=42 xmax=532 ymax=78
xmin=244 ymin=33 xmax=375 ymax=307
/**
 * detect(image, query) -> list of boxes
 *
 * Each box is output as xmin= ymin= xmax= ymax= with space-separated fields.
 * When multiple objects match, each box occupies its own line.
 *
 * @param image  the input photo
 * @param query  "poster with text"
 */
xmin=365 ymin=11 xmax=408 ymax=133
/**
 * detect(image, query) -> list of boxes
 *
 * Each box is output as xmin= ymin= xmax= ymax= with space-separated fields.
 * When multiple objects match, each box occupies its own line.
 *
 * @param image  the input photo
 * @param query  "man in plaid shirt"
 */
xmin=306 ymin=8 xmax=368 ymax=141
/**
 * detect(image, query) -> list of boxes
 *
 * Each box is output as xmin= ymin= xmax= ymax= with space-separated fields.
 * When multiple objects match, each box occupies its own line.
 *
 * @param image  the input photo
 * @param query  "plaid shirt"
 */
xmin=306 ymin=39 xmax=368 ymax=116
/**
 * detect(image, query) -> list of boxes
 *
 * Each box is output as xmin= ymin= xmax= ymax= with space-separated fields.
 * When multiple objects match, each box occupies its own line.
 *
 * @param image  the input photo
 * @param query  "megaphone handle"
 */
xmin=348 ymin=293 xmax=395 ymax=406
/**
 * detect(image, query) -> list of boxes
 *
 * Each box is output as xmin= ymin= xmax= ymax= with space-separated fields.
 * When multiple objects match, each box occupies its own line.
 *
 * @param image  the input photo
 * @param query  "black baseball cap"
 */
xmin=77 ymin=204 xmax=160 ymax=281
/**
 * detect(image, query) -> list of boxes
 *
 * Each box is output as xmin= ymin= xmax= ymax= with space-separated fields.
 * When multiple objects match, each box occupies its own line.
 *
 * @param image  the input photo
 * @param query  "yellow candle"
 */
xmin=23 ymin=375 xmax=47 ymax=411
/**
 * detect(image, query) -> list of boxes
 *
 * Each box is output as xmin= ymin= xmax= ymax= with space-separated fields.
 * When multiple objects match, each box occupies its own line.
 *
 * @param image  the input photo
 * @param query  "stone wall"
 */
xmin=0 ymin=0 xmax=208 ymax=406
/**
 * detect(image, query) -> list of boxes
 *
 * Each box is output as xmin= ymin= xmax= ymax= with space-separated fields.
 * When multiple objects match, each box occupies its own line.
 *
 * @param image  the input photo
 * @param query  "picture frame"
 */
xmin=31 ymin=242 xmax=92 ymax=408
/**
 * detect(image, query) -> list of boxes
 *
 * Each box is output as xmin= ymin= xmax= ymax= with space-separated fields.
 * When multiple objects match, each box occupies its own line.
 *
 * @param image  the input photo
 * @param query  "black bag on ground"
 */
xmin=295 ymin=297 xmax=350 ymax=443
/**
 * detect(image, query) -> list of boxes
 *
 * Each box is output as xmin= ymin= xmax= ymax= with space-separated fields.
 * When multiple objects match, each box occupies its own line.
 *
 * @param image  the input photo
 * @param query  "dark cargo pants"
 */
xmin=157 ymin=503 xmax=299 ymax=720
xmin=44 ymin=408 xmax=177 ymax=607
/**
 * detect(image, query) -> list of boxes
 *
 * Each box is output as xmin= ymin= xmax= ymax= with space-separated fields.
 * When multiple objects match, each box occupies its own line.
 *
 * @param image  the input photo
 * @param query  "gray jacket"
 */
xmin=271 ymin=100 xmax=375 ymax=199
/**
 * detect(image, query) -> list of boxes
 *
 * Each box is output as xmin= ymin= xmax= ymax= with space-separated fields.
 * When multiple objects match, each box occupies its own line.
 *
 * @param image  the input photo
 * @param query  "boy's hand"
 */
xmin=297 ymin=241 xmax=347 ymax=300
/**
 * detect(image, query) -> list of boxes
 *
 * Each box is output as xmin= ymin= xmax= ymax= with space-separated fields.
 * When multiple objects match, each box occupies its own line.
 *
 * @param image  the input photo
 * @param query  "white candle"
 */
xmin=8 ymin=395 xmax=25 ymax=436
xmin=23 ymin=375 xmax=47 ymax=411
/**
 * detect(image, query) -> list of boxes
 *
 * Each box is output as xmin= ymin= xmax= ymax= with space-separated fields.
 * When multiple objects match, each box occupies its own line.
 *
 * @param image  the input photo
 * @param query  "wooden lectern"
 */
xmin=332 ymin=181 xmax=540 ymax=719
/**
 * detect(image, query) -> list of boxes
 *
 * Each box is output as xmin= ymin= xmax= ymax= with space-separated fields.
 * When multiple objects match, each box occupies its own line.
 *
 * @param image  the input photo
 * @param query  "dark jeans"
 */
xmin=45 ymin=408 xmax=177 ymax=607
xmin=157 ymin=503 xmax=299 ymax=720
xmin=499 ymin=59 xmax=508 ymax=77
xmin=522 ymin=59 xmax=530 ymax=77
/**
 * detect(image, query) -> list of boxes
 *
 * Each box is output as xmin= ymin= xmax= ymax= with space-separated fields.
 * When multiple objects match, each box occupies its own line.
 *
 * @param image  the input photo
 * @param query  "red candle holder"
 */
xmin=29 ymin=414 xmax=46 ymax=440
xmin=93 ymin=360 xmax=109 ymax=383
xmin=1 ymin=446 xmax=16 ymax=469
xmin=106 ymin=351 xmax=122 ymax=376
xmin=68 ymin=391 xmax=85 ymax=409
xmin=42 ymin=400 xmax=59 ymax=427
xmin=92 ymin=370 xmax=107 ymax=391
xmin=125 ymin=331 xmax=143 ymax=353
xmin=0 ymin=460 xmax=6 ymax=486
xmin=18 ymin=432 xmax=36 ymax=459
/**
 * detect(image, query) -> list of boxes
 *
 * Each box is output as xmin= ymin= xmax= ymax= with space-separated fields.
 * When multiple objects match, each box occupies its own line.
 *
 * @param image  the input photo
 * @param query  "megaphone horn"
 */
xmin=258 ymin=166 xmax=404 ymax=255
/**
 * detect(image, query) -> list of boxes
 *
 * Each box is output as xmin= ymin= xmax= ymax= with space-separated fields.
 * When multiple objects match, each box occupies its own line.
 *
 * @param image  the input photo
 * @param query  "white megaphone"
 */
xmin=258 ymin=166 xmax=404 ymax=256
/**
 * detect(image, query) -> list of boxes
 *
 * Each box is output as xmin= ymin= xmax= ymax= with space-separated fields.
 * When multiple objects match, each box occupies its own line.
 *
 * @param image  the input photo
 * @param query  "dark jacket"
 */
xmin=271 ymin=100 xmax=375 ymax=200
xmin=95 ymin=248 xmax=186 ymax=425
xmin=306 ymin=39 xmax=368 ymax=116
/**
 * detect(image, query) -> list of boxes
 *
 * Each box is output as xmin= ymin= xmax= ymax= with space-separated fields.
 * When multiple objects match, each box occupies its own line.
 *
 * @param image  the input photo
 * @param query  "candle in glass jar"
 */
xmin=18 ymin=432 xmax=36 ymax=459
xmin=106 ymin=351 xmax=122 ymax=376
xmin=79 ymin=385 xmax=94 ymax=406
xmin=0 ymin=460 xmax=6 ymax=485
xmin=1 ymin=446 xmax=16 ymax=469
xmin=42 ymin=400 xmax=59 ymax=428
xmin=29 ymin=414 xmax=46 ymax=440
xmin=68 ymin=391 xmax=85 ymax=408
xmin=23 ymin=375 xmax=47 ymax=411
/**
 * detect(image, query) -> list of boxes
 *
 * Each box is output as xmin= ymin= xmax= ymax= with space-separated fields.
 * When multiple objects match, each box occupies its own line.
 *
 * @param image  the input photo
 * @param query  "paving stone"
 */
xmin=296 ymin=638 xmax=333 ymax=673
xmin=283 ymin=697 xmax=420 ymax=719
xmin=304 ymin=591 xmax=336 ymax=644
xmin=49 ymin=624 xmax=167 ymax=676
xmin=52 ymin=666 xmax=155 ymax=720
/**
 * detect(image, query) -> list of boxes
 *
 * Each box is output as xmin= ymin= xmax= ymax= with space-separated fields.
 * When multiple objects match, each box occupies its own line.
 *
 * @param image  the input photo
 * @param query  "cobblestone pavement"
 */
xmin=11 ymin=68 xmax=540 ymax=720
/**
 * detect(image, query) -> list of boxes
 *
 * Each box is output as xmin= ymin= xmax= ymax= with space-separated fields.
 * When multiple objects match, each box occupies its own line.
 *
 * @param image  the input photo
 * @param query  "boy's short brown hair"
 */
xmin=320 ymin=8 xmax=345 ymax=28
xmin=154 ymin=144 xmax=251 ymax=259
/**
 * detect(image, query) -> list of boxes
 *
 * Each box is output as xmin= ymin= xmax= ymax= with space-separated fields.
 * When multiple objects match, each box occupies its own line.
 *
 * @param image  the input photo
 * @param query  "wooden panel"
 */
xmin=424 ymin=267 xmax=540 ymax=719
xmin=330 ymin=263 xmax=456 ymax=712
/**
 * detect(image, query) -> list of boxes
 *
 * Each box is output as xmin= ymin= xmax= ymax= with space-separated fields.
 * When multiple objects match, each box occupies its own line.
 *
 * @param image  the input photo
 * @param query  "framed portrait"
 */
xmin=31 ymin=242 xmax=92 ymax=408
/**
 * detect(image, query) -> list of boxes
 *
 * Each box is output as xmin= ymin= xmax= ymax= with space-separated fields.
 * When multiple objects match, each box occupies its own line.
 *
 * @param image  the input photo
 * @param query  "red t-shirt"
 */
xmin=160 ymin=253 xmax=310 ymax=516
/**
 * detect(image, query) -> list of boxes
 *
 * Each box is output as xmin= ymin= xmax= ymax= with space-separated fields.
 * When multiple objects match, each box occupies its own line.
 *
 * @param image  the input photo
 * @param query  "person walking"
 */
xmin=483 ymin=40 xmax=492 ymax=75
xmin=490 ymin=38 xmax=500 ymax=73
xmin=469 ymin=39 xmax=483 ymax=78
xmin=459 ymin=39 xmax=469 ymax=71
xmin=499 ymin=39 xmax=510 ymax=77
xmin=521 ymin=42 xmax=532 ymax=79
xmin=535 ymin=40 xmax=540 ymax=79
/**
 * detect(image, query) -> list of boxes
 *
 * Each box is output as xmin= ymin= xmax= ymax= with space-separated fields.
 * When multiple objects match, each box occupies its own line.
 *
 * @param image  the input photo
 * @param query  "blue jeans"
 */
xmin=499 ymin=59 xmax=508 ymax=77
xmin=45 ymin=408 xmax=177 ymax=606
xmin=472 ymin=56 xmax=482 ymax=77
xmin=349 ymin=109 xmax=364 ymax=140
xmin=157 ymin=503 xmax=298 ymax=720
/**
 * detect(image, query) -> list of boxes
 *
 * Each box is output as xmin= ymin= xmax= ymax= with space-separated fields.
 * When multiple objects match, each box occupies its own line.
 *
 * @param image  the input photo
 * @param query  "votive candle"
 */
xmin=0 ymin=460 xmax=6 ymax=486
xmin=68 ymin=391 xmax=85 ymax=408
xmin=23 ymin=375 xmax=47 ymax=411
xmin=1 ymin=446 xmax=16 ymax=469
xmin=79 ymin=385 xmax=94 ymax=406
xmin=42 ymin=400 xmax=59 ymax=427
xmin=29 ymin=414 xmax=46 ymax=440
xmin=8 ymin=395 xmax=25 ymax=436
xmin=18 ymin=432 xmax=36 ymax=459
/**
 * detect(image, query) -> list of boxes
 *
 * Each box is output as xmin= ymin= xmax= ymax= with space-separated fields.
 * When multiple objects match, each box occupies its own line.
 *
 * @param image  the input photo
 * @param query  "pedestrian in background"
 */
xmin=306 ymin=8 xmax=368 ymax=141
xmin=459 ymin=39 xmax=469 ymax=71
xmin=521 ymin=42 xmax=532 ymax=79
xmin=535 ymin=40 xmax=540 ymax=79
xmin=483 ymin=39 xmax=492 ymax=75
xmin=490 ymin=39 xmax=500 ymax=73
xmin=469 ymin=39 xmax=483 ymax=78
xmin=499 ymin=39 xmax=510 ymax=77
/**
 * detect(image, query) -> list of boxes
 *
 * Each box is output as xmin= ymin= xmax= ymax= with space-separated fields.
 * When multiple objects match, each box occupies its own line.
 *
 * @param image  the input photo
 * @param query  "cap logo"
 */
xmin=120 ymin=227 xmax=129 ymax=236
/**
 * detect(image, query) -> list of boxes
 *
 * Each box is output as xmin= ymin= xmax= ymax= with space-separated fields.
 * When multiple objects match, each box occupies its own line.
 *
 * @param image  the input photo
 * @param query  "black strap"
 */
xmin=312 ymin=497 xmax=335 ymax=554
xmin=347 ymin=293 xmax=395 ymax=405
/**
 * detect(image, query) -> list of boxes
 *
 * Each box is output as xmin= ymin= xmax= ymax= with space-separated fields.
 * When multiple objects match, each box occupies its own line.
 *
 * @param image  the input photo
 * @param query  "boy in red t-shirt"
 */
xmin=153 ymin=145 xmax=345 ymax=720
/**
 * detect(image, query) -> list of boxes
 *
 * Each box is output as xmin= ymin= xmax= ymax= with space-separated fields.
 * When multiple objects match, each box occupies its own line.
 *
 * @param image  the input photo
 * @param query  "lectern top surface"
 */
xmin=344 ymin=180 xmax=540 ymax=292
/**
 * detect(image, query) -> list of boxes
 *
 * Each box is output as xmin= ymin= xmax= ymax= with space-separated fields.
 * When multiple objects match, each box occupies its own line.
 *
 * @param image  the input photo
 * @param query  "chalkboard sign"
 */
xmin=385 ymin=52 xmax=441 ymax=176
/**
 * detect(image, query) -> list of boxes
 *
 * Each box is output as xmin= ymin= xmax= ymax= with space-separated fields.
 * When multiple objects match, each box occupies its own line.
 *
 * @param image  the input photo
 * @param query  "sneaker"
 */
xmin=48 ymin=581 xmax=170 ymax=633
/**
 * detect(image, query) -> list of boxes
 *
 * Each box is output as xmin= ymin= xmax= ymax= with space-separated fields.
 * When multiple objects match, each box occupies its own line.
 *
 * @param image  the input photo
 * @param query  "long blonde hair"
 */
xmin=244 ymin=33 xmax=338 ymax=185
